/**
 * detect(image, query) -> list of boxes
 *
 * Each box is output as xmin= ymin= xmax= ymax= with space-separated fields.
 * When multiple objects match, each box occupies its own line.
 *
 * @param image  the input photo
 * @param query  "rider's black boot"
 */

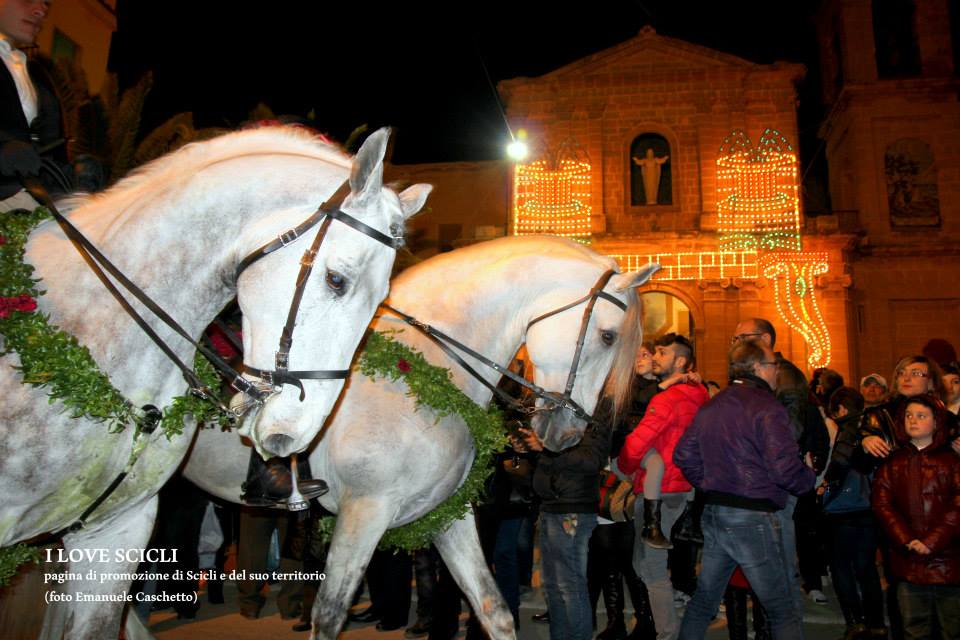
xmin=241 ymin=451 xmax=328 ymax=508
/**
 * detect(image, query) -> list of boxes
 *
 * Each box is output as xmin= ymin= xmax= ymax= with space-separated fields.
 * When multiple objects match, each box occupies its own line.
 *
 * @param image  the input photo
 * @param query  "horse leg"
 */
xmin=433 ymin=511 xmax=516 ymax=640
xmin=39 ymin=497 xmax=158 ymax=640
xmin=123 ymin=607 xmax=155 ymax=640
xmin=310 ymin=496 xmax=394 ymax=640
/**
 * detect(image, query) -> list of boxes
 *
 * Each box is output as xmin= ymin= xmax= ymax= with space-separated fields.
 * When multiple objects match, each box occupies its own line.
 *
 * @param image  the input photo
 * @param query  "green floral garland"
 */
xmin=0 ymin=544 xmax=40 ymax=586
xmin=318 ymin=330 xmax=506 ymax=551
xmin=0 ymin=207 xmax=228 ymax=584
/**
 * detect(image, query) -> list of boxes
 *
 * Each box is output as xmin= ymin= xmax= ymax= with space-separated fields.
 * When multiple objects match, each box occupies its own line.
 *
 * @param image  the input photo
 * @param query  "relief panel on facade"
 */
xmin=884 ymin=138 xmax=940 ymax=228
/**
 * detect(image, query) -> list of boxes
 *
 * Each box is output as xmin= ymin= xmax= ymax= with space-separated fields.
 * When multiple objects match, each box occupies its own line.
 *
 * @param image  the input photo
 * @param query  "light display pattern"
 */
xmin=717 ymin=129 xmax=801 ymax=252
xmin=761 ymin=252 xmax=832 ymax=369
xmin=513 ymin=159 xmax=592 ymax=241
xmin=610 ymin=250 xmax=759 ymax=281
xmin=509 ymin=128 xmax=833 ymax=368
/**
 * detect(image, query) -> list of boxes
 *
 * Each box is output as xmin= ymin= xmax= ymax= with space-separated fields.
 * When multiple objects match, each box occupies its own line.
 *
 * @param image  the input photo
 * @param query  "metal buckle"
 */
xmin=275 ymin=351 xmax=289 ymax=371
xmin=278 ymin=229 xmax=299 ymax=246
xmin=300 ymin=248 xmax=316 ymax=268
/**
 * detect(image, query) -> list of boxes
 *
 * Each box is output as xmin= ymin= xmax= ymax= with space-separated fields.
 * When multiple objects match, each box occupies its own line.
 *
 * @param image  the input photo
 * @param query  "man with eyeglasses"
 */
xmin=674 ymin=340 xmax=815 ymax=639
xmin=729 ymin=319 xmax=830 ymax=613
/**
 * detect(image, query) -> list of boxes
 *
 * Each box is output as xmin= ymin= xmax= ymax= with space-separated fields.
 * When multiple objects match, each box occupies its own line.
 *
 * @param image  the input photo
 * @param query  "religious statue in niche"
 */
xmin=885 ymin=138 xmax=940 ymax=227
xmin=630 ymin=133 xmax=672 ymax=206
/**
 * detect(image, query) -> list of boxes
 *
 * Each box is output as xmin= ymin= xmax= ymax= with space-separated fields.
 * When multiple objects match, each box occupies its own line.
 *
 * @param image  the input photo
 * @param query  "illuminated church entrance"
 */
xmin=640 ymin=292 xmax=694 ymax=343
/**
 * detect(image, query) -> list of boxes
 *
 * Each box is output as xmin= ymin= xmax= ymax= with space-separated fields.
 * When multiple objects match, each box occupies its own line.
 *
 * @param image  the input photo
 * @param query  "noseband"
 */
xmin=233 ymin=180 xmax=402 ymax=407
xmin=382 ymin=269 xmax=626 ymax=424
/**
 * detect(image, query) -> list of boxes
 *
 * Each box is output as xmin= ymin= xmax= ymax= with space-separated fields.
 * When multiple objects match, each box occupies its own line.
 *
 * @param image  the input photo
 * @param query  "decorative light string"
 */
xmin=717 ymin=129 xmax=801 ymax=252
xmin=610 ymin=250 xmax=759 ymax=281
xmin=761 ymin=252 xmax=832 ymax=368
xmin=508 ymin=128 xmax=833 ymax=368
xmin=513 ymin=159 xmax=592 ymax=242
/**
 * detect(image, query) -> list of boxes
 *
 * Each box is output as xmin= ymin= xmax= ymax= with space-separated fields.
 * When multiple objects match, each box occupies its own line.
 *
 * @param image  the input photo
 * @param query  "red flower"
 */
xmin=397 ymin=358 xmax=412 ymax=373
xmin=0 ymin=295 xmax=37 ymax=318
xmin=0 ymin=235 xmax=7 ymax=245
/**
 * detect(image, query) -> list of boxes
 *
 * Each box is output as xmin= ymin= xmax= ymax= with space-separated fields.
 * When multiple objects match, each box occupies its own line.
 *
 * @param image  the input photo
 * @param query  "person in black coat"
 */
xmin=0 ymin=0 xmax=73 ymax=210
xmin=514 ymin=417 xmax=611 ymax=640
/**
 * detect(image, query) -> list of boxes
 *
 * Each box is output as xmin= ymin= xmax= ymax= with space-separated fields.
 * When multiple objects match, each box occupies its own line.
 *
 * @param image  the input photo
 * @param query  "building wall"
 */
xmin=38 ymin=0 xmax=116 ymax=93
xmin=386 ymin=160 xmax=511 ymax=257
xmin=817 ymin=0 xmax=960 ymax=381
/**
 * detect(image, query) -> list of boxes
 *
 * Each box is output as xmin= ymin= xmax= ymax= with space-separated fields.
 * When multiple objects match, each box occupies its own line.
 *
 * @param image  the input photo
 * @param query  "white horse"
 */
xmin=185 ymin=236 xmax=659 ymax=639
xmin=0 ymin=126 xmax=431 ymax=639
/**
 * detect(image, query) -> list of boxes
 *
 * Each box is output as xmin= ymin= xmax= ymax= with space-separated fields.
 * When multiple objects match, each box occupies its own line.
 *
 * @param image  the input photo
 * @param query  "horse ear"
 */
xmin=611 ymin=263 xmax=661 ymax=291
xmin=397 ymin=183 xmax=433 ymax=220
xmin=350 ymin=127 xmax=391 ymax=200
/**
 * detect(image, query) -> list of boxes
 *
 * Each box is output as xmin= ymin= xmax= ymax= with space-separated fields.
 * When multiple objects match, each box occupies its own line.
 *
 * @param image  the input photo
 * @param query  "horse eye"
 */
xmin=326 ymin=270 xmax=347 ymax=295
xmin=600 ymin=330 xmax=616 ymax=346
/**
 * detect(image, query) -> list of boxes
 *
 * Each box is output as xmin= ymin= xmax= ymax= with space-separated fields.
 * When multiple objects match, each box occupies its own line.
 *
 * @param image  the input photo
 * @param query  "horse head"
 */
xmin=237 ymin=128 xmax=431 ymax=458
xmin=526 ymin=262 xmax=660 ymax=452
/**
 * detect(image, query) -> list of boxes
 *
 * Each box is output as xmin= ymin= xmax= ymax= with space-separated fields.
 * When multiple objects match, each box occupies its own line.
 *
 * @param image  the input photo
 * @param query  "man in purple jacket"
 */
xmin=673 ymin=341 xmax=816 ymax=639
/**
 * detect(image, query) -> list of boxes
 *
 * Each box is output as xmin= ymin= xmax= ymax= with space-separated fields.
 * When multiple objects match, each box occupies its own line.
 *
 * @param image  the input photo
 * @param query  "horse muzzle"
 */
xmin=531 ymin=406 xmax=589 ymax=452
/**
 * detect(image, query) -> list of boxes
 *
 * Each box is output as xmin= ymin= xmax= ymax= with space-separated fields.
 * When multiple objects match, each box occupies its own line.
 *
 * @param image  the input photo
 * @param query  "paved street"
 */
xmin=150 ymin=579 xmax=849 ymax=640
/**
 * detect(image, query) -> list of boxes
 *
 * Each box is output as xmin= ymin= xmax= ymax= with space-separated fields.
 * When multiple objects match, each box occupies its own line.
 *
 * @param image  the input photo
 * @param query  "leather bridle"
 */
xmin=24 ymin=178 xmax=401 ymax=420
xmin=382 ymin=268 xmax=626 ymax=423
xmin=234 ymin=180 xmax=402 ymax=408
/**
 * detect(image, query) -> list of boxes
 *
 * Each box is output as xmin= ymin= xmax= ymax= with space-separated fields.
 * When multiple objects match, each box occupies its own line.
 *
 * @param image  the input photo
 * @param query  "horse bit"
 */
xmin=381 ymin=268 xmax=627 ymax=424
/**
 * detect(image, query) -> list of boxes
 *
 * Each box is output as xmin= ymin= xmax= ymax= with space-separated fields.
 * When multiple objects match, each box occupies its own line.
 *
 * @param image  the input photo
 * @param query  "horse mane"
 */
xmin=65 ymin=127 xmax=351 ymax=222
xmin=601 ymin=289 xmax=641 ymax=428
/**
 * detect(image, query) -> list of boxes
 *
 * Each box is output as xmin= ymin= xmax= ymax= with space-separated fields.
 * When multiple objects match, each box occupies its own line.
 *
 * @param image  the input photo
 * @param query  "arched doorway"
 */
xmin=640 ymin=291 xmax=694 ymax=342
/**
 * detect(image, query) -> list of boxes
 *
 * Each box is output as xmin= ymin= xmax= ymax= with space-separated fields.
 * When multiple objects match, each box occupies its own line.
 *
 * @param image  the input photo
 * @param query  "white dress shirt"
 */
xmin=0 ymin=35 xmax=38 ymax=125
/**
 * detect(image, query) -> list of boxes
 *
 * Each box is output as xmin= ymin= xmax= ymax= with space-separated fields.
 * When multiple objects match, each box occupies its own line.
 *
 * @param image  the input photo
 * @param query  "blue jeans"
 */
xmin=539 ymin=512 xmax=598 ymax=640
xmin=776 ymin=493 xmax=803 ymax=618
xmin=679 ymin=505 xmax=804 ymax=640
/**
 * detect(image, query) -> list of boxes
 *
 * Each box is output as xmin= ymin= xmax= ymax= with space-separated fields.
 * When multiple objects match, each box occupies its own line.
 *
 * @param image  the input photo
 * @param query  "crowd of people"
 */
xmin=338 ymin=321 xmax=957 ymax=640
xmin=504 ymin=319 xmax=959 ymax=640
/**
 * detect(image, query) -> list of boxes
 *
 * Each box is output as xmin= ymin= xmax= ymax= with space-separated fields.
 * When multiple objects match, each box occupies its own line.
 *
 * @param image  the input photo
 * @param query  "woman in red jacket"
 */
xmin=872 ymin=394 xmax=960 ymax=640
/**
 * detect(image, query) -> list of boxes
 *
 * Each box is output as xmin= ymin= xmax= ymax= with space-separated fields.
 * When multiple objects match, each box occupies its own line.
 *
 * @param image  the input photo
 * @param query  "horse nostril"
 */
xmin=264 ymin=433 xmax=295 ymax=457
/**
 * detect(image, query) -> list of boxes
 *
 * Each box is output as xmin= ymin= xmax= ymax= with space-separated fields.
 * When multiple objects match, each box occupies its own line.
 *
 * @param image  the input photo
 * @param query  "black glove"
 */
xmin=0 ymin=140 xmax=42 ymax=177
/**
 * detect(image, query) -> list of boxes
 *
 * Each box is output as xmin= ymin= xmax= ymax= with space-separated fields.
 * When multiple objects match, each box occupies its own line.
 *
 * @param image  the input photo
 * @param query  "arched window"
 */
xmin=884 ymin=138 xmax=940 ymax=227
xmin=630 ymin=133 xmax=672 ymax=206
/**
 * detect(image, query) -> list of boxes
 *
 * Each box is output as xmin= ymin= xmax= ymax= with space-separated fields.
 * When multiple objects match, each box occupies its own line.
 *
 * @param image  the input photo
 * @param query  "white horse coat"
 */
xmin=186 ymin=236 xmax=659 ymax=640
xmin=0 ymin=127 xmax=431 ymax=639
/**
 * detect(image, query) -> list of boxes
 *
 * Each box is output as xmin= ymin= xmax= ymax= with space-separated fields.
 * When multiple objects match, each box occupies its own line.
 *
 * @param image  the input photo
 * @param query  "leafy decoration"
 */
xmin=0 ymin=208 xmax=228 ymax=582
xmin=0 ymin=544 xmax=40 ymax=587
xmin=319 ymin=331 xmax=505 ymax=551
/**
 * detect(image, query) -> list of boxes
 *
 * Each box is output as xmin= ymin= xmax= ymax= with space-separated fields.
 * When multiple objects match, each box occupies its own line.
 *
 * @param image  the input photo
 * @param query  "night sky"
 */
xmin=110 ymin=1 xmax=822 ymax=165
